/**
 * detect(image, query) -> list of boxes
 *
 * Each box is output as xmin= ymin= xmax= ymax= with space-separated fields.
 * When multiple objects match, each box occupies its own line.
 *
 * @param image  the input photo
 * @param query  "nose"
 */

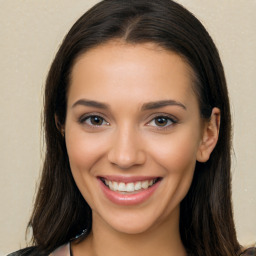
xmin=107 ymin=126 xmax=146 ymax=169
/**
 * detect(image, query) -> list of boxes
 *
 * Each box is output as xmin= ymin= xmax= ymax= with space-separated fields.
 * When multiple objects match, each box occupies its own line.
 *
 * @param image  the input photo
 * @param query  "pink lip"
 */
xmin=98 ymin=177 xmax=161 ymax=206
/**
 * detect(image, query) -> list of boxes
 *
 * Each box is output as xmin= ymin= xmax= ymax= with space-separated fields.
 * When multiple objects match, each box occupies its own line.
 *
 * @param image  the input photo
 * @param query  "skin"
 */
xmin=64 ymin=41 xmax=220 ymax=256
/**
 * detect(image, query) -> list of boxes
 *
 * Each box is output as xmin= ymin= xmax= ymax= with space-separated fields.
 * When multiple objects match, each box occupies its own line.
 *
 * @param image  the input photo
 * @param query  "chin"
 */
xmin=96 ymin=205 xmax=178 ymax=236
xmin=109 ymin=217 xmax=157 ymax=235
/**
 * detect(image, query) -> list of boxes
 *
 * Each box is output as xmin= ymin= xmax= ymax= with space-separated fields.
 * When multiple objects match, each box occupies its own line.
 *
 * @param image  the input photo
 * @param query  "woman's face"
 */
xmin=65 ymin=41 xmax=207 ymax=234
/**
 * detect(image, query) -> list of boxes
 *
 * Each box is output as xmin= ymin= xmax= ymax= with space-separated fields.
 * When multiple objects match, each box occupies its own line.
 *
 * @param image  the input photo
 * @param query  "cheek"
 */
xmin=65 ymin=130 xmax=109 ymax=208
xmin=65 ymin=129 xmax=108 ymax=172
xmin=149 ymin=132 xmax=199 ymax=214
xmin=149 ymin=128 xmax=200 ymax=173
xmin=148 ymin=128 xmax=200 ymax=199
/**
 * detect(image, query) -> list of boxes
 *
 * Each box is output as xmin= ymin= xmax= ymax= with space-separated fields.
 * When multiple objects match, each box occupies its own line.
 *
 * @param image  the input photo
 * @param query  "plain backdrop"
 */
xmin=0 ymin=1 xmax=255 ymax=255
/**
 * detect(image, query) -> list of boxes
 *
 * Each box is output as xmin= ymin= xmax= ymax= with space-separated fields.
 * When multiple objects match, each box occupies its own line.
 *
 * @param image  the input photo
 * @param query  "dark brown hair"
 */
xmin=29 ymin=0 xmax=242 ymax=255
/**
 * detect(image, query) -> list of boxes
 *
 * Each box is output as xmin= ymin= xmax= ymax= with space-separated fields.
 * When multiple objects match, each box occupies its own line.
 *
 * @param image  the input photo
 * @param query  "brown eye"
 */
xmin=90 ymin=116 xmax=104 ymax=125
xmin=147 ymin=115 xmax=176 ymax=128
xmin=155 ymin=117 xmax=169 ymax=126
xmin=81 ymin=115 xmax=109 ymax=126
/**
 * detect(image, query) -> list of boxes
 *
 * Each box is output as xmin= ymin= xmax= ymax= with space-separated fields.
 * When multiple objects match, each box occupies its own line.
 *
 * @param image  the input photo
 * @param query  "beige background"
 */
xmin=0 ymin=1 xmax=255 ymax=255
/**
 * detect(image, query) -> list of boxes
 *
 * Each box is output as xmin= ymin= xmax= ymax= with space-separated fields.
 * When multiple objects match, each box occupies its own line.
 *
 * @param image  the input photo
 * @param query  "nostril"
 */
xmin=108 ymin=151 xmax=140 ymax=169
xmin=107 ymin=136 xmax=146 ymax=168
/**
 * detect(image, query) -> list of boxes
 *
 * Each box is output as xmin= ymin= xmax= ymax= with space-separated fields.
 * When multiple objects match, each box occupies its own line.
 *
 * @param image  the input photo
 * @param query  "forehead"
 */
xmin=68 ymin=41 xmax=197 ymax=107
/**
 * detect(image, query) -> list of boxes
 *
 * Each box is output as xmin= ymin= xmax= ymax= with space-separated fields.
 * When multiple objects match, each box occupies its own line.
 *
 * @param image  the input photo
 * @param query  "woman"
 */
xmin=8 ymin=0 xmax=255 ymax=255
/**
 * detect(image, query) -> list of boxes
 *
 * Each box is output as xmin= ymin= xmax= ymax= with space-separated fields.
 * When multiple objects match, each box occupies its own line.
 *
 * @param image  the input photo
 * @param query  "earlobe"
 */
xmin=196 ymin=107 xmax=221 ymax=163
xmin=54 ymin=114 xmax=65 ymax=137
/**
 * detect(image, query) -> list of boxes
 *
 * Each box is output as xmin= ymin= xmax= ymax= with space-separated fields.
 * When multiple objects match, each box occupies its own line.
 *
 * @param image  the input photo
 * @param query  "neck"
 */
xmin=73 ymin=207 xmax=187 ymax=256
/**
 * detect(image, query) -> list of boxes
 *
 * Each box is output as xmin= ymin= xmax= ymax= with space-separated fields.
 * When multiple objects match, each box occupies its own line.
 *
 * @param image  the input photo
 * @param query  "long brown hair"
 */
xmin=29 ymin=0 xmax=241 ymax=255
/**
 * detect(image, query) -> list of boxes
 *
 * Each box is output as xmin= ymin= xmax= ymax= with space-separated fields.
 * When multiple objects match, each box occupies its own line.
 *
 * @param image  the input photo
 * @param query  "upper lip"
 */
xmin=98 ymin=175 xmax=160 ymax=183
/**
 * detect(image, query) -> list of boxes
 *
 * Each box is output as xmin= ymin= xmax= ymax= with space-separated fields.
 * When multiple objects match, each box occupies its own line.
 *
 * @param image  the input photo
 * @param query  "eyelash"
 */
xmin=146 ymin=114 xmax=178 ymax=130
xmin=78 ymin=113 xmax=178 ymax=130
xmin=79 ymin=114 xmax=110 ymax=127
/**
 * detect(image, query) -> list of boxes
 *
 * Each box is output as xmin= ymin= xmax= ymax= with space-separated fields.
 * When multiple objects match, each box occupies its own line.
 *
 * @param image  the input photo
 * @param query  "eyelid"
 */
xmin=78 ymin=112 xmax=110 ymax=126
xmin=146 ymin=113 xmax=178 ymax=129
xmin=146 ymin=113 xmax=178 ymax=122
xmin=77 ymin=112 xmax=178 ymax=130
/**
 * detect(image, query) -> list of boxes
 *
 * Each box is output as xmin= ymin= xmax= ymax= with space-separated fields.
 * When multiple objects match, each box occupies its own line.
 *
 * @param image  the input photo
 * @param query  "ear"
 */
xmin=54 ymin=114 xmax=65 ymax=137
xmin=196 ymin=107 xmax=220 ymax=162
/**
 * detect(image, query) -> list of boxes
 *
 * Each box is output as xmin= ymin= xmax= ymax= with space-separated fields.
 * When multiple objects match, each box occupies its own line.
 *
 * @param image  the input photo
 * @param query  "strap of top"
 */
xmin=240 ymin=247 xmax=256 ymax=256
xmin=49 ymin=243 xmax=70 ymax=256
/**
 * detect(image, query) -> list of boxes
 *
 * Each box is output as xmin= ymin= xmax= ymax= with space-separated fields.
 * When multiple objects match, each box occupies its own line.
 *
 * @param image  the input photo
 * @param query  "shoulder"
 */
xmin=240 ymin=247 xmax=256 ymax=256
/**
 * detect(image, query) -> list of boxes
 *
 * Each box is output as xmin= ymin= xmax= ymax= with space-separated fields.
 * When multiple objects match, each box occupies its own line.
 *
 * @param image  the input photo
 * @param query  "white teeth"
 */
xmin=126 ymin=183 xmax=135 ymax=192
xmin=109 ymin=181 xmax=114 ymax=190
xmin=113 ymin=181 xmax=118 ymax=191
xmin=104 ymin=178 xmax=157 ymax=192
xmin=118 ymin=182 xmax=126 ymax=192
xmin=141 ymin=180 xmax=149 ymax=189
xmin=134 ymin=182 xmax=142 ymax=191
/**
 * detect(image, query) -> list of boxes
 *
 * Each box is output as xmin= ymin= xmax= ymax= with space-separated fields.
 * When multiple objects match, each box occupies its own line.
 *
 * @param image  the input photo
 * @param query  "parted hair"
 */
xmin=28 ymin=0 xmax=242 ymax=255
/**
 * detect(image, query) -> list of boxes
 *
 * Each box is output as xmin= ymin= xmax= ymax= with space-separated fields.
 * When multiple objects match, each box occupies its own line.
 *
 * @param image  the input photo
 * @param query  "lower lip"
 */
xmin=98 ymin=179 xmax=161 ymax=206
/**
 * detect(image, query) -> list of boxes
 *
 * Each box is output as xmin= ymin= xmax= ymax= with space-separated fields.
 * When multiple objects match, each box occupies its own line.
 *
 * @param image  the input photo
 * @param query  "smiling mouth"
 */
xmin=99 ymin=177 xmax=162 ymax=194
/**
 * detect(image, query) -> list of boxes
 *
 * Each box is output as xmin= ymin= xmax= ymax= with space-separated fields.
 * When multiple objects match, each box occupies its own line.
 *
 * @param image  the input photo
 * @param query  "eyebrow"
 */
xmin=72 ymin=99 xmax=110 ymax=109
xmin=72 ymin=99 xmax=186 ymax=111
xmin=141 ymin=100 xmax=186 ymax=111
